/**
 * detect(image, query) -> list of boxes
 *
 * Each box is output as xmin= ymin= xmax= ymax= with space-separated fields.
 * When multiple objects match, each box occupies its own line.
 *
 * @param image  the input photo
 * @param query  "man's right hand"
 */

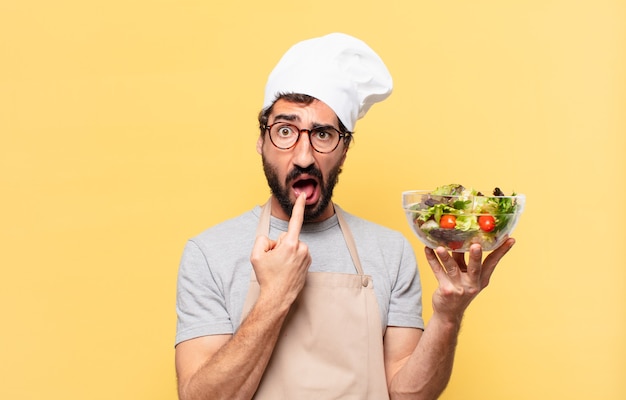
xmin=250 ymin=192 xmax=311 ymax=309
xmin=176 ymin=193 xmax=313 ymax=400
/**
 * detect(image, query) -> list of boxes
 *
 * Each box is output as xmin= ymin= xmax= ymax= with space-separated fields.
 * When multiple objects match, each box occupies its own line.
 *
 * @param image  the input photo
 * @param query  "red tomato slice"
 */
xmin=439 ymin=214 xmax=457 ymax=229
xmin=478 ymin=215 xmax=496 ymax=232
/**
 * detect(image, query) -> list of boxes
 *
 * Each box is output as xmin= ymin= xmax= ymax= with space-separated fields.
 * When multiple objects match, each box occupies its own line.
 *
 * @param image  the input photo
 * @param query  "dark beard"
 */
xmin=262 ymin=155 xmax=342 ymax=222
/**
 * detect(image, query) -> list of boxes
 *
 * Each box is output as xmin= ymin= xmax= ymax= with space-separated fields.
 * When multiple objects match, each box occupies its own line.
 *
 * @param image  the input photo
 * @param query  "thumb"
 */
xmin=252 ymin=235 xmax=276 ymax=256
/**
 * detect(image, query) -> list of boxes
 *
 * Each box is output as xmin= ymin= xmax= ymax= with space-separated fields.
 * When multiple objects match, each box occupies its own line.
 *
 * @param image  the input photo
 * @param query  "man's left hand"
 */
xmin=424 ymin=238 xmax=516 ymax=322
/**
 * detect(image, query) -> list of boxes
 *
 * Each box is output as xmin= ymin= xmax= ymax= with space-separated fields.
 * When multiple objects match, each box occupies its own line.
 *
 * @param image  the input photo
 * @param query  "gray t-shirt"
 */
xmin=175 ymin=205 xmax=424 ymax=346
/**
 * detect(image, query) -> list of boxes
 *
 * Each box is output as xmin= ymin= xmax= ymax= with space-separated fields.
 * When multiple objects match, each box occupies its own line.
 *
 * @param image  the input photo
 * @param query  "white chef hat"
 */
xmin=263 ymin=32 xmax=393 ymax=132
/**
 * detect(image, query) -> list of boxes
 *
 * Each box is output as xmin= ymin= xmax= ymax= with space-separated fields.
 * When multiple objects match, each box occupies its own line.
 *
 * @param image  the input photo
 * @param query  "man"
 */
xmin=174 ymin=33 xmax=515 ymax=400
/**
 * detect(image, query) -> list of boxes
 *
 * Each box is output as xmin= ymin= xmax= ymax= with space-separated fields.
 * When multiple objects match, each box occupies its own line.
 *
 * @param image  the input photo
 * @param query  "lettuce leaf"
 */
xmin=455 ymin=215 xmax=479 ymax=231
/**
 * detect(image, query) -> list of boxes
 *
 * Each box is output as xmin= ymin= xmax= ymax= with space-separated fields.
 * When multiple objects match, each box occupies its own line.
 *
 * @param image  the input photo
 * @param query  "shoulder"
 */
xmin=187 ymin=207 xmax=261 ymax=255
xmin=177 ymin=207 xmax=261 ymax=291
xmin=338 ymin=206 xmax=408 ymax=246
xmin=337 ymin=206 xmax=416 ymax=270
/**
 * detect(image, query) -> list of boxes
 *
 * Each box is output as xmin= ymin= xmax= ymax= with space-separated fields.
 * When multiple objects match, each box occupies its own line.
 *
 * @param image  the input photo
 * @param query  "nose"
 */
xmin=291 ymin=131 xmax=316 ymax=168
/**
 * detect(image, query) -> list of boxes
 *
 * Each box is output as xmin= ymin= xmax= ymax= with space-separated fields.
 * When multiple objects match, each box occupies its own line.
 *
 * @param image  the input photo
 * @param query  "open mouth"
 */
xmin=292 ymin=178 xmax=319 ymax=200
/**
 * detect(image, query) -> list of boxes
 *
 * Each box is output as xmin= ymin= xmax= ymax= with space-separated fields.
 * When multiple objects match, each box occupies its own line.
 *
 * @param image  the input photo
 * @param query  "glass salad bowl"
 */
xmin=402 ymin=185 xmax=525 ymax=252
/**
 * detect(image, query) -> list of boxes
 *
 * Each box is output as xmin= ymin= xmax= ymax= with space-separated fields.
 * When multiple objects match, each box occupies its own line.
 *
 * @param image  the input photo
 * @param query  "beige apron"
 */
xmin=240 ymin=201 xmax=389 ymax=400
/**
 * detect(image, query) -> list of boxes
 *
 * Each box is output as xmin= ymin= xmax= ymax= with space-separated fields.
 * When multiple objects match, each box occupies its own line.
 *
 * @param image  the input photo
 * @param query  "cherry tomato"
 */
xmin=478 ymin=215 xmax=496 ymax=232
xmin=439 ymin=214 xmax=456 ymax=229
xmin=448 ymin=241 xmax=464 ymax=250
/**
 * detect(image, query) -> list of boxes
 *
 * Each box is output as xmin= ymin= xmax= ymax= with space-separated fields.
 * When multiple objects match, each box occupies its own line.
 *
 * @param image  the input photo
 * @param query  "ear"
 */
xmin=256 ymin=135 xmax=264 ymax=155
xmin=339 ymin=148 xmax=348 ymax=166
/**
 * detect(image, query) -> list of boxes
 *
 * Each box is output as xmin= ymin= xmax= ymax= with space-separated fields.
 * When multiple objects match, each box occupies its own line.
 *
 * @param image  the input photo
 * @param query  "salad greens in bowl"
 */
xmin=403 ymin=184 xmax=525 ymax=252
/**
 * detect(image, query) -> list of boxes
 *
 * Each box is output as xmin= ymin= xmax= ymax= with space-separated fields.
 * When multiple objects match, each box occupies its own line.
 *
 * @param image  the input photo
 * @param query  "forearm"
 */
xmin=389 ymin=313 xmax=462 ymax=400
xmin=179 ymin=295 xmax=290 ymax=400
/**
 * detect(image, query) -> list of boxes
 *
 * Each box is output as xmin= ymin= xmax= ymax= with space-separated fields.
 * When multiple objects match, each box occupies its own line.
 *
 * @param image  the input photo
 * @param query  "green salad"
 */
xmin=408 ymin=184 xmax=522 ymax=251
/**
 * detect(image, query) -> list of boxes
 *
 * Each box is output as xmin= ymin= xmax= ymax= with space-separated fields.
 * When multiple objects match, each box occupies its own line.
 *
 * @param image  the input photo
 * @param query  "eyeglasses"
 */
xmin=264 ymin=122 xmax=349 ymax=154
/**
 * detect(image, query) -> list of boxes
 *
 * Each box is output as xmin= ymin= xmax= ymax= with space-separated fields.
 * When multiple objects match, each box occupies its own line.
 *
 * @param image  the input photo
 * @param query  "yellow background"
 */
xmin=1 ymin=0 xmax=624 ymax=399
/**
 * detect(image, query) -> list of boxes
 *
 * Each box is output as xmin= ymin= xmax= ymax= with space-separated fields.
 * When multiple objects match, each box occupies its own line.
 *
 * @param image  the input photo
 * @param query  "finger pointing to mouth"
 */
xmin=292 ymin=177 xmax=319 ymax=204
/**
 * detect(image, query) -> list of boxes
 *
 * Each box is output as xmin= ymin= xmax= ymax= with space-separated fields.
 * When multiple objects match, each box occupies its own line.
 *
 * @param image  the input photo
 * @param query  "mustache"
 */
xmin=286 ymin=165 xmax=323 ymax=183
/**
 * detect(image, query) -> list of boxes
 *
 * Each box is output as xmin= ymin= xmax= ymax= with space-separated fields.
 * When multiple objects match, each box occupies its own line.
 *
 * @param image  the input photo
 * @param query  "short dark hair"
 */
xmin=258 ymin=93 xmax=353 ymax=148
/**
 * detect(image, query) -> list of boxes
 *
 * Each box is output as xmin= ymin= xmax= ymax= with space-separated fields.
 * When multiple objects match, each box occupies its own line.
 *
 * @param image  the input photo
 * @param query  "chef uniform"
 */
xmin=243 ymin=33 xmax=395 ymax=399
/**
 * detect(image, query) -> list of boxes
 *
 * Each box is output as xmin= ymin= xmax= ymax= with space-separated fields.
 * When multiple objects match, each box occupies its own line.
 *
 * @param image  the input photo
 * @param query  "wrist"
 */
xmin=256 ymin=288 xmax=295 ymax=315
xmin=430 ymin=310 xmax=464 ymax=333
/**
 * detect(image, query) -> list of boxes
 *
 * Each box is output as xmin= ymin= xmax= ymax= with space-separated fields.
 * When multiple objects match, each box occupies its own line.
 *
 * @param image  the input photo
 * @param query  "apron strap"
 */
xmin=255 ymin=199 xmax=273 ymax=238
xmin=334 ymin=205 xmax=365 ymax=276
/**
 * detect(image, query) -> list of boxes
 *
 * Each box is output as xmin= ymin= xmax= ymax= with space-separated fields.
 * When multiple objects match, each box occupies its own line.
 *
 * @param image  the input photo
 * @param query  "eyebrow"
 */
xmin=272 ymin=113 xmax=300 ymax=122
xmin=271 ymin=114 xmax=338 ymax=130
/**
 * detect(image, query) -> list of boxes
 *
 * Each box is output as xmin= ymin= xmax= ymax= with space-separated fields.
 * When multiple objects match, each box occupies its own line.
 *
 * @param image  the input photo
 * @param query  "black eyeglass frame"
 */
xmin=264 ymin=122 xmax=351 ymax=154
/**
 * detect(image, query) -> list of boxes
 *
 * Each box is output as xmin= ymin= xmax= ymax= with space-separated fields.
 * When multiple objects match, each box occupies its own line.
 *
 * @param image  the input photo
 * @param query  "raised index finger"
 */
xmin=285 ymin=192 xmax=306 ymax=240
